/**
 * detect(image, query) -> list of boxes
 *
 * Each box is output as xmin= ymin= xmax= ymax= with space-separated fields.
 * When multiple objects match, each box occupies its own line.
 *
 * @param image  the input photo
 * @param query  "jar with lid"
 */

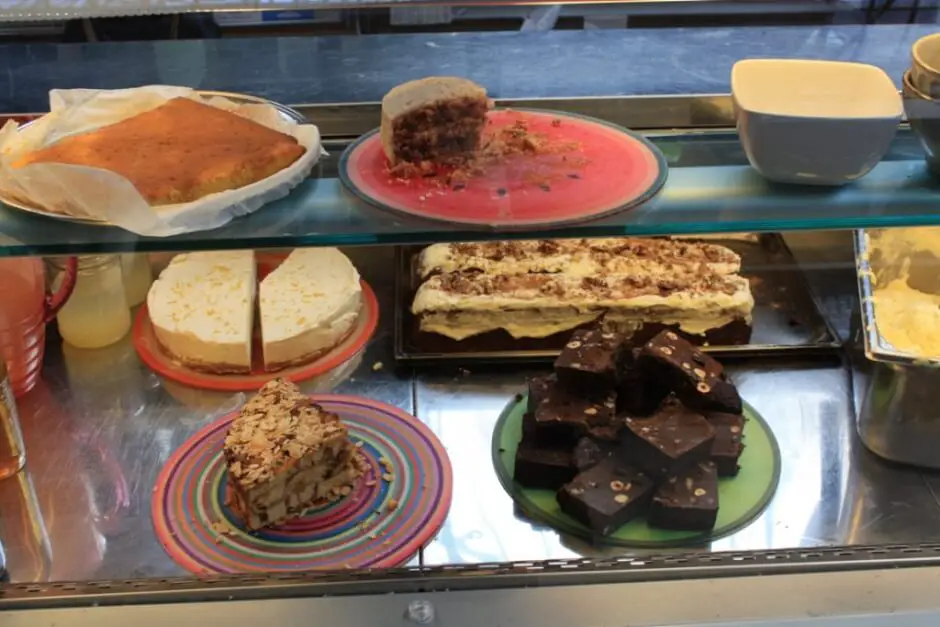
xmin=48 ymin=256 xmax=131 ymax=349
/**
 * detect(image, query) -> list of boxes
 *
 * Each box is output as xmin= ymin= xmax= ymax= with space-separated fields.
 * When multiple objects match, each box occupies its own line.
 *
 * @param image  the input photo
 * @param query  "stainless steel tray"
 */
xmin=0 ymin=91 xmax=307 ymax=227
xmin=854 ymin=229 xmax=940 ymax=368
xmin=852 ymin=228 xmax=940 ymax=468
xmin=395 ymin=234 xmax=842 ymax=366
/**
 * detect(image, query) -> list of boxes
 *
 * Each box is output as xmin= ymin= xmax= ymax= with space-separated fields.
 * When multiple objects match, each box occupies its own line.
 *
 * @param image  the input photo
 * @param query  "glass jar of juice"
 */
xmin=49 ymin=256 xmax=132 ymax=349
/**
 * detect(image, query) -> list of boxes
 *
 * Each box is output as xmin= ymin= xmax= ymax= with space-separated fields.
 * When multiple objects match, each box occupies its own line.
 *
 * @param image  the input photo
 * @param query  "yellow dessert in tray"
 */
xmin=13 ymin=97 xmax=306 ymax=206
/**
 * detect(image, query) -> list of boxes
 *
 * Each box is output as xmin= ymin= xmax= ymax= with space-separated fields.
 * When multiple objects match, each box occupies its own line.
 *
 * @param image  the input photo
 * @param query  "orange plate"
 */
xmin=133 ymin=270 xmax=379 ymax=392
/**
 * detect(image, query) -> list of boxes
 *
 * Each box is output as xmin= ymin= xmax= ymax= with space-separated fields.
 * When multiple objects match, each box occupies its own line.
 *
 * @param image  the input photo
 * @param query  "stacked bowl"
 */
xmin=905 ymin=33 xmax=940 ymax=174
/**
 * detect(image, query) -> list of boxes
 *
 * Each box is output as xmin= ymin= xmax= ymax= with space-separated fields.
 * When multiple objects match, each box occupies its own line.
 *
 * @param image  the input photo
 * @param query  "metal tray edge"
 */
xmin=853 ymin=229 xmax=940 ymax=369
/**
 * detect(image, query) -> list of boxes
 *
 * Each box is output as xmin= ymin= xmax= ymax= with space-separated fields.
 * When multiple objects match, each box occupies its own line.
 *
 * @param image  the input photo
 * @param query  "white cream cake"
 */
xmin=417 ymin=238 xmax=742 ymax=279
xmin=259 ymin=248 xmax=363 ymax=371
xmin=412 ymin=271 xmax=753 ymax=341
xmin=223 ymin=379 xmax=360 ymax=530
xmin=147 ymin=250 xmax=256 ymax=373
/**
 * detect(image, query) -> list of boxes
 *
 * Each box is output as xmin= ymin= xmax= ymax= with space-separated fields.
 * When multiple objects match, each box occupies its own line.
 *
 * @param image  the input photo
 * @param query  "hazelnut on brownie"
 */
xmin=554 ymin=327 xmax=625 ymax=400
xmin=622 ymin=396 xmax=716 ymax=480
xmin=527 ymin=375 xmax=617 ymax=440
xmin=638 ymin=330 xmax=743 ymax=414
xmin=648 ymin=461 xmax=720 ymax=531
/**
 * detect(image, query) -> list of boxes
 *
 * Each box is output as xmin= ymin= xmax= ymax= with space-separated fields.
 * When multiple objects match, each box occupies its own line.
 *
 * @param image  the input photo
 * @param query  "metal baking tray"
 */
xmin=854 ymin=229 xmax=940 ymax=368
xmin=0 ymin=91 xmax=307 ymax=226
xmin=851 ymin=228 xmax=940 ymax=469
xmin=394 ymin=233 xmax=841 ymax=366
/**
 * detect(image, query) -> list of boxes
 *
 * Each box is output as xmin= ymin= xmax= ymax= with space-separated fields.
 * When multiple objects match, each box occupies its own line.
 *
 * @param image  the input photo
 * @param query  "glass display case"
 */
xmin=5 ymin=10 xmax=940 ymax=627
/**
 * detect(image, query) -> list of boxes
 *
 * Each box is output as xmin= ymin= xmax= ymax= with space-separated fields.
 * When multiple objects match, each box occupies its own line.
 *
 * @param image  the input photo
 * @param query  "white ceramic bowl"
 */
xmin=731 ymin=59 xmax=903 ymax=186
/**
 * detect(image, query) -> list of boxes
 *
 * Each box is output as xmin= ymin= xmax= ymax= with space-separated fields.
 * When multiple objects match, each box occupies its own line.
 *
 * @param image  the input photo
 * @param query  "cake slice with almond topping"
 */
xmin=223 ymin=379 xmax=360 ymax=530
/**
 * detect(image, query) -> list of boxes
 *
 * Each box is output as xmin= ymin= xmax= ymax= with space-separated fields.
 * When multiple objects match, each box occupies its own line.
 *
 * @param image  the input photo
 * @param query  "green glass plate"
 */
xmin=491 ymin=395 xmax=781 ymax=548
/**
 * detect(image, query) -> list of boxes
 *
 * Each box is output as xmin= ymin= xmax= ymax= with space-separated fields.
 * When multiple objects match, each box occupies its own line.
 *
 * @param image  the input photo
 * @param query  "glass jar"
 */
xmin=120 ymin=254 xmax=153 ymax=308
xmin=49 ymin=256 xmax=131 ymax=349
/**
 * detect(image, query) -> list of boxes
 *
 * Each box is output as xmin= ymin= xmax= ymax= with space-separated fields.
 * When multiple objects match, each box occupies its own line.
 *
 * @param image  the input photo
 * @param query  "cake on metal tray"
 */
xmin=411 ymin=237 xmax=755 ymax=346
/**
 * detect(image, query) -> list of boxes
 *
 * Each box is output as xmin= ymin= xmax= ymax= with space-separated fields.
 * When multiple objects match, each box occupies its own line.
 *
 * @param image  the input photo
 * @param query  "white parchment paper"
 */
xmin=0 ymin=85 xmax=324 ymax=237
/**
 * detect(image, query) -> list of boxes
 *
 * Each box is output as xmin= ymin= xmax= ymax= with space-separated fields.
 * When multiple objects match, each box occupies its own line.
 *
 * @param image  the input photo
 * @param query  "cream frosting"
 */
xmin=868 ymin=228 xmax=940 ymax=359
xmin=259 ymin=248 xmax=362 ymax=370
xmin=418 ymin=238 xmax=741 ymax=279
xmin=412 ymin=272 xmax=753 ymax=341
xmin=147 ymin=250 xmax=256 ymax=372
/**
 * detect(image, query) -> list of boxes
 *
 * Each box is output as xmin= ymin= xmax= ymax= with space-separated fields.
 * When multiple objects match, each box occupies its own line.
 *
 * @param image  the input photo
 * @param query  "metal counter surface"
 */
xmin=0 ymin=246 xmax=416 ymax=582
xmin=3 ymin=237 xmax=940 ymax=585
xmin=0 ymin=24 xmax=934 ymax=113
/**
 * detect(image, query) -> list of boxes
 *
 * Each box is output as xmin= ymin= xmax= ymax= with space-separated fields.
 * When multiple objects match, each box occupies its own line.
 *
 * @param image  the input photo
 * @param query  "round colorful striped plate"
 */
xmin=339 ymin=109 xmax=668 ymax=230
xmin=152 ymin=395 xmax=452 ymax=573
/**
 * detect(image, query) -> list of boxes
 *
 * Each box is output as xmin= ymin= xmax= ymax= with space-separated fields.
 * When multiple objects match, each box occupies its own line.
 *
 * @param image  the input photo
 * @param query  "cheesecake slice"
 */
xmin=259 ymin=248 xmax=363 ymax=371
xmin=223 ymin=379 xmax=360 ymax=530
xmin=147 ymin=250 xmax=256 ymax=373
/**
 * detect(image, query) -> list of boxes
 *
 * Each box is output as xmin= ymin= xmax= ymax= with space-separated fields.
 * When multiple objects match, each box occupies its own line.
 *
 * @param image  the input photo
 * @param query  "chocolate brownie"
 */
xmin=639 ymin=330 xmax=742 ymax=414
xmin=572 ymin=437 xmax=617 ymax=471
xmin=514 ymin=441 xmax=577 ymax=490
xmin=617 ymin=347 xmax=668 ymax=417
xmin=557 ymin=457 xmax=655 ymax=535
xmin=622 ymin=397 xmax=716 ymax=479
xmin=527 ymin=375 xmax=616 ymax=439
xmin=648 ymin=461 xmax=719 ymax=531
xmin=521 ymin=410 xmax=568 ymax=448
xmin=554 ymin=328 xmax=625 ymax=399
xmin=706 ymin=412 xmax=746 ymax=477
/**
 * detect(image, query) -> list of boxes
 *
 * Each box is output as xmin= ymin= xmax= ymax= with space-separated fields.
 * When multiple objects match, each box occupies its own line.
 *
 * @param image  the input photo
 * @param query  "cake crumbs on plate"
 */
xmin=382 ymin=472 xmax=394 ymax=482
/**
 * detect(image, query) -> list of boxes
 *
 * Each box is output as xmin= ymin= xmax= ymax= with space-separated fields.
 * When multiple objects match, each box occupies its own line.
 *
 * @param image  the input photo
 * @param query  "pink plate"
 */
xmin=340 ymin=109 xmax=668 ymax=229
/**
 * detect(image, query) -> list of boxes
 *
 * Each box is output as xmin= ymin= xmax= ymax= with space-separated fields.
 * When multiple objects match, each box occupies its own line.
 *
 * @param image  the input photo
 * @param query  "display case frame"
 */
xmin=3 ymin=87 xmax=940 ymax=625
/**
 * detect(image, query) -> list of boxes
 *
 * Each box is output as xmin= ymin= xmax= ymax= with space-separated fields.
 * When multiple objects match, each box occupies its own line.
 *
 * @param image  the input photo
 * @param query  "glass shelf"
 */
xmin=0 ymin=129 xmax=937 ymax=257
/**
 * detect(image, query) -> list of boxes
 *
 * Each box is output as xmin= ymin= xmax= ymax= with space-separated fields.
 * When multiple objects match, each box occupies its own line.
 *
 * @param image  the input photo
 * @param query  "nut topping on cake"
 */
xmin=223 ymin=379 xmax=361 ymax=530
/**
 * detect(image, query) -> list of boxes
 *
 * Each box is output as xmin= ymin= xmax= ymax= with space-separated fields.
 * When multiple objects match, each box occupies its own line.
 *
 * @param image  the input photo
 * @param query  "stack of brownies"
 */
xmin=515 ymin=328 xmax=747 ymax=535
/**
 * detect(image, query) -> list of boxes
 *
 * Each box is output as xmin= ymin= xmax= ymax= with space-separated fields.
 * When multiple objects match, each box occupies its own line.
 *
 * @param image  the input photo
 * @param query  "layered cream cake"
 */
xmin=259 ymin=248 xmax=362 ymax=371
xmin=418 ymin=238 xmax=742 ymax=279
xmin=147 ymin=250 xmax=256 ymax=373
xmin=411 ymin=238 xmax=754 ymax=345
xmin=413 ymin=271 xmax=753 ymax=341
xmin=381 ymin=77 xmax=489 ymax=167
xmin=223 ymin=379 xmax=360 ymax=530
